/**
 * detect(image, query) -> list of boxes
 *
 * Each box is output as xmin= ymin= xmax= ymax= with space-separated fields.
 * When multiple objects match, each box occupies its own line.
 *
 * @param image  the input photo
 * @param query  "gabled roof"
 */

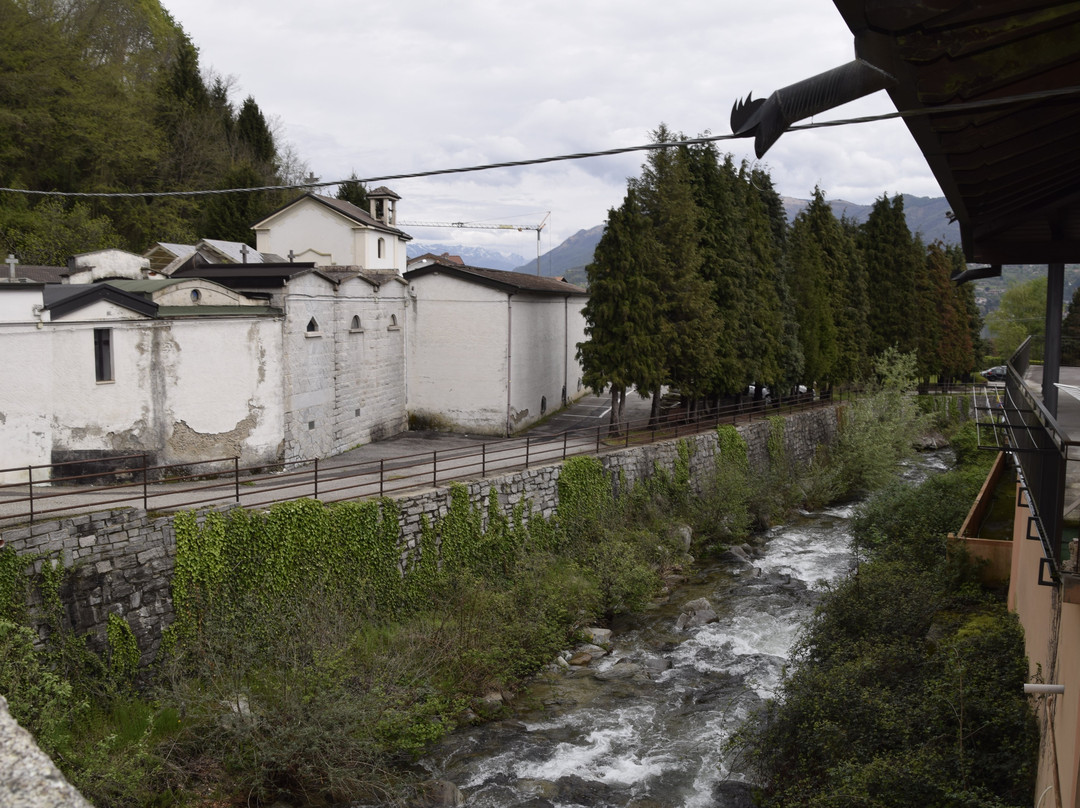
xmin=4 ymin=265 xmax=66 ymax=284
xmin=170 ymin=261 xmax=335 ymax=290
xmin=830 ymin=0 xmax=1080 ymax=264
xmin=251 ymin=193 xmax=412 ymax=240
xmin=405 ymin=255 xmax=588 ymax=296
xmin=42 ymin=283 xmax=158 ymax=319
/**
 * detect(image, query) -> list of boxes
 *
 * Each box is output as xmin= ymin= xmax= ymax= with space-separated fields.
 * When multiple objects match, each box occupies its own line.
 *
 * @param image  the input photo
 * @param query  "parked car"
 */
xmin=981 ymin=365 xmax=1007 ymax=382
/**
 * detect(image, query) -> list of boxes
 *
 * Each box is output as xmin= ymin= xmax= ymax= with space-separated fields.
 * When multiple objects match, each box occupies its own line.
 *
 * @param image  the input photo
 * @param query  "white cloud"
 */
xmin=168 ymin=0 xmax=942 ymax=247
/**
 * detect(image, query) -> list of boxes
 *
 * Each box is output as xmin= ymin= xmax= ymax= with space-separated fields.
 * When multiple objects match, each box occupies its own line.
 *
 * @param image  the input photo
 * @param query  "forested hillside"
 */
xmin=0 ymin=0 xmax=301 ymax=263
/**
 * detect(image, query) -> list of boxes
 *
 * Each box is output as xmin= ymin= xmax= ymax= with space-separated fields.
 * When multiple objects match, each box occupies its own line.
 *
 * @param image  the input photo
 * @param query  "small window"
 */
xmin=306 ymin=317 xmax=320 ymax=334
xmin=350 ymin=315 xmax=362 ymax=332
xmin=377 ymin=237 xmax=385 ymax=259
xmin=190 ymin=289 xmax=201 ymax=303
xmin=387 ymin=313 xmax=399 ymax=330
xmin=94 ymin=328 xmax=113 ymax=382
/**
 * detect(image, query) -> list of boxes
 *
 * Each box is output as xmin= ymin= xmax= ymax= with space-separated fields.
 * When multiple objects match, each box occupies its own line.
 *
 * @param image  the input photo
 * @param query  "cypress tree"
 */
xmin=861 ymin=194 xmax=922 ymax=357
xmin=785 ymin=188 xmax=840 ymax=389
xmin=632 ymin=126 xmax=719 ymax=416
xmin=578 ymin=189 xmax=666 ymax=434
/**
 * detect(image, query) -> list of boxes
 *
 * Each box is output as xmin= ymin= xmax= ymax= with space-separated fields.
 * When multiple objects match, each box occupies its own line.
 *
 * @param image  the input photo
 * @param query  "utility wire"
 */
xmin=1 ymin=84 xmax=1077 ymax=200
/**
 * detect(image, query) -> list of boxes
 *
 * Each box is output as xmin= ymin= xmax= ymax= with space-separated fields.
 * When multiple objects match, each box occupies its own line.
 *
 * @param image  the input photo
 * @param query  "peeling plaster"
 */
xmin=168 ymin=409 xmax=262 ymax=459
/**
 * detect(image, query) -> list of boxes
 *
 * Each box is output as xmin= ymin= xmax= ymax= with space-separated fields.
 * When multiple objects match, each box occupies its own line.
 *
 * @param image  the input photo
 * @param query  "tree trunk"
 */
xmin=649 ymin=389 xmax=662 ymax=427
xmin=609 ymin=386 xmax=623 ymax=437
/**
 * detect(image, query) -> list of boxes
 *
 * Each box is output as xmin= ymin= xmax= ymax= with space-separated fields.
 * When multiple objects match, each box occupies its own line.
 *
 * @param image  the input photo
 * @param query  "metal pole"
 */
xmin=563 ymin=430 xmax=567 ymax=460
xmin=433 ymin=451 xmax=437 ymax=487
xmin=482 ymin=443 xmax=487 ymax=477
xmin=143 ymin=455 xmax=149 ymax=511
xmin=28 ymin=466 xmax=34 ymax=525
xmin=525 ymin=436 xmax=531 ymax=469
xmin=596 ymin=425 xmax=601 ymax=454
xmin=1044 ymin=262 xmax=1064 ymax=418
xmin=233 ymin=457 xmax=240 ymax=503
xmin=380 ymin=459 xmax=384 ymax=497
xmin=313 ymin=458 xmax=319 ymax=500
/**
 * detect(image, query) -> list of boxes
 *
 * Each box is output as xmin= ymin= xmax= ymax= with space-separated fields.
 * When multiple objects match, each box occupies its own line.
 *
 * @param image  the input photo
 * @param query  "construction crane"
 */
xmin=398 ymin=213 xmax=550 ymax=275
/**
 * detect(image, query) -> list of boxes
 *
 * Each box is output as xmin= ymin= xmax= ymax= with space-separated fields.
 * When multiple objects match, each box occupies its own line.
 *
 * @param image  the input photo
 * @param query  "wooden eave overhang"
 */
xmin=833 ymin=0 xmax=1080 ymax=264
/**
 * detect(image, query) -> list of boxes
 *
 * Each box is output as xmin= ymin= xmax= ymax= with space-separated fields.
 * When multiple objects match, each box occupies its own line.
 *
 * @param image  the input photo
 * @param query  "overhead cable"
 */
xmin=1 ymin=84 xmax=1077 ymax=200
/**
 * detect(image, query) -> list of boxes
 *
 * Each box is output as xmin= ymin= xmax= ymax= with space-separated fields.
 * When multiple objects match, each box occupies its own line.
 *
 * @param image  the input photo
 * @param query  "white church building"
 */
xmin=0 ymin=190 xmax=589 ymax=483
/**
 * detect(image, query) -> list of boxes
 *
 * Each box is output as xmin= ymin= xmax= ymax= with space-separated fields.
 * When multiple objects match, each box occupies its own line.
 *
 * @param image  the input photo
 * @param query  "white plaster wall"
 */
xmin=329 ymin=277 xmax=408 ymax=453
xmin=280 ymin=274 xmax=408 ymax=461
xmin=3 ymin=312 xmax=289 ymax=480
xmin=406 ymin=274 xmax=508 ymax=434
xmin=153 ymin=280 xmax=255 ymax=307
xmin=509 ymin=295 xmax=571 ymax=430
xmin=0 ymin=287 xmax=40 ymax=322
xmin=164 ymin=318 xmax=285 ymax=465
xmin=565 ymin=297 xmax=589 ymax=400
xmin=0 ymin=326 xmax=54 ymax=482
xmin=256 ymin=199 xmax=356 ymax=266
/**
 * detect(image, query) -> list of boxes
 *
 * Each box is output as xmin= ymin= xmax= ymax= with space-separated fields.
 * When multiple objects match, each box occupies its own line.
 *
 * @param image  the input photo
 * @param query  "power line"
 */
xmin=1 ymin=84 xmax=1077 ymax=200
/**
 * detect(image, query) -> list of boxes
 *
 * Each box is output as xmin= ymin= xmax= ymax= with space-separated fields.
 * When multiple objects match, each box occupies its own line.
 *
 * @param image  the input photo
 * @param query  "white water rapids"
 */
xmin=415 ymin=454 xmax=950 ymax=808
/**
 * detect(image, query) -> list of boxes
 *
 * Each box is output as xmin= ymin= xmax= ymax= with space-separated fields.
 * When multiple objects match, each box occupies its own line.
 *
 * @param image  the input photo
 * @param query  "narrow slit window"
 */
xmin=306 ymin=317 xmax=320 ymax=333
xmin=377 ymin=237 xmax=385 ymax=259
xmin=350 ymin=315 xmax=362 ymax=331
xmin=94 ymin=328 xmax=113 ymax=382
xmin=388 ymin=313 xmax=398 ymax=330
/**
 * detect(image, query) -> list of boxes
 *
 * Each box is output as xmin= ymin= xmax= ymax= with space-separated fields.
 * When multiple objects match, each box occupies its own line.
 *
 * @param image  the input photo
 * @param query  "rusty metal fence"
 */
xmin=0 ymin=387 xmax=896 ymax=528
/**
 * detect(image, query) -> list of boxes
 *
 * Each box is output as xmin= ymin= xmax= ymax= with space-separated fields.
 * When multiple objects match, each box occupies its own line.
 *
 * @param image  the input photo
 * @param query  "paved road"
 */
xmin=0 ymin=392 xmax=657 ymax=528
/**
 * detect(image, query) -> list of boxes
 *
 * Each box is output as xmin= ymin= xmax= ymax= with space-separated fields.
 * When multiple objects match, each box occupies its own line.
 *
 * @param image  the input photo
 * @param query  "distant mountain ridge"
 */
xmin=429 ymin=195 xmax=957 ymax=284
xmin=781 ymin=195 xmax=960 ymax=247
xmin=406 ymin=242 xmax=527 ymax=271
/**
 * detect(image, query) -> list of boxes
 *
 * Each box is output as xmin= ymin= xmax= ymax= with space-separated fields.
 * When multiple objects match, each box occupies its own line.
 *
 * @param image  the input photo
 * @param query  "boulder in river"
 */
xmin=712 ymin=779 xmax=756 ymax=808
xmin=582 ymin=626 xmax=612 ymax=646
xmin=412 ymin=778 xmax=465 ymax=807
xmin=676 ymin=596 xmax=718 ymax=629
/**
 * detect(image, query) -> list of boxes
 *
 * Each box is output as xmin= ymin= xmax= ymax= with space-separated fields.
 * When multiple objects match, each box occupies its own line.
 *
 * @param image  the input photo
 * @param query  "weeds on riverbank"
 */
xmin=0 ymin=351 xmax=966 ymax=806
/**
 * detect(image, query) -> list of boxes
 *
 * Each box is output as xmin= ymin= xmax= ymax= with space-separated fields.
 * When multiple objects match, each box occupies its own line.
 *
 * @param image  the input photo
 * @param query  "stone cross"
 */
xmin=240 ymin=244 xmax=249 ymax=264
xmin=6 ymin=253 xmax=17 ymax=279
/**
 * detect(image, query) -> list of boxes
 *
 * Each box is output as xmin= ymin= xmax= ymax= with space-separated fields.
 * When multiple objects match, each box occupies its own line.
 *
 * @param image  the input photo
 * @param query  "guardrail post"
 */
xmin=525 ymin=436 xmax=531 ymax=469
xmin=28 ymin=465 xmax=34 ymax=525
xmin=143 ymin=454 xmax=149 ymax=511
xmin=625 ymin=426 xmax=630 ymax=447
xmin=433 ymin=451 xmax=437 ymax=487
xmin=314 ymin=458 xmax=319 ymax=500
xmin=563 ymin=430 xmax=567 ymax=460
xmin=482 ymin=443 xmax=487 ymax=477
xmin=380 ymin=459 xmax=384 ymax=497
xmin=234 ymin=457 xmax=240 ymax=503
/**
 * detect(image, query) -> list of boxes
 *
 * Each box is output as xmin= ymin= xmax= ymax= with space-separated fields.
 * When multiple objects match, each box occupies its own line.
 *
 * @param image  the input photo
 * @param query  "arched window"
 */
xmin=387 ymin=313 xmax=399 ymax=330
xmin=306 ymin=317 xmax=320 ymax=334
xmin=377 ymin=237 xmax=385 ymax=259
xmin=350 ymin=315 xmax=362 ymax=331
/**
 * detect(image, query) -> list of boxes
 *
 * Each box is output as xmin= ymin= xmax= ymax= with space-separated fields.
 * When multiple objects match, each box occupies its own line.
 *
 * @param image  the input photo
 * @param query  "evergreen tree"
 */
xmin=833 ymin=217 xmax=871 ymax=384
xmin=578 ymin=189 xmax=666 ymax=434
xmin=1062 ymin=286 xmax=1080 ymax=366
xmin=785 ymin=188 xmax=840 ymax=389
xmin=236 ymin=96 xmax=277 ymax=168
xmin=336 ymin=173 xmax=369 ymax=210
xmin=922 ymin=242 xmax=975 ymax=383
xmin=632 ymin=126 xmax=719 ymax=416
xmin=861 ymin=194 xmax=922 ymax=356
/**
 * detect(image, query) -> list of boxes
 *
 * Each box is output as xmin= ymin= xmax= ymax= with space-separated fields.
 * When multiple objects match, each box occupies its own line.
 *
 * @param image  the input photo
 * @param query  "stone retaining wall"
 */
xmin=1 ymin=407 xmax=838 ymax=664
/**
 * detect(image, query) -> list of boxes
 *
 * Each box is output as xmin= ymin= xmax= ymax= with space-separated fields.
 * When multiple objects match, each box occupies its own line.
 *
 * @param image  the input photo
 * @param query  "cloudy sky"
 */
xmin=166 ymin=0 xmax=944 ymax=256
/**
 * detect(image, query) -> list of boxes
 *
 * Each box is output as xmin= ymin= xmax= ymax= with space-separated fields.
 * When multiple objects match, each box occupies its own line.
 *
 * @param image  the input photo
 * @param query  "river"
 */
xmin=413 ymin=453 xmax=951 ymax=808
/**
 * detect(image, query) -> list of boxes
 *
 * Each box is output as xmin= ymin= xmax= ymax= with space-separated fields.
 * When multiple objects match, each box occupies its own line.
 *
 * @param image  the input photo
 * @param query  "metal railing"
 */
xmin=0 ymin=392 xmax=851 ymax=528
